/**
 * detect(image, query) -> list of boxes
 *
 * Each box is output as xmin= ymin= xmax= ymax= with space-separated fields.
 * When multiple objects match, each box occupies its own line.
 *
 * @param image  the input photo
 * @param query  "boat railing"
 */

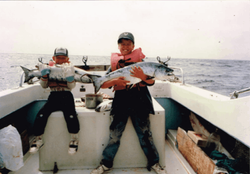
xmin=169 ymin=66 xmax=185 ymax=85
xmin=230 ymin=87 xmax=250 ymax=99
xmin=19 ymin=72 xmax=24 ymax=87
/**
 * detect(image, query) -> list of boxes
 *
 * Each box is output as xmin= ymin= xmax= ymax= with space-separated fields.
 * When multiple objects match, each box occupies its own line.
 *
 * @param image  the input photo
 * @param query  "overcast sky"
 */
xmin=0 ymin=1 xmax=249 ymax=60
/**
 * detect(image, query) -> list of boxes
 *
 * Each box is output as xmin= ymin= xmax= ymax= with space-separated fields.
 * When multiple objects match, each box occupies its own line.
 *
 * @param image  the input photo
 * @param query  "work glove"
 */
xmin=37 ymin=63 xmax=51 ymax=76
xmin=62 ymin=63 xmax=75 ymax=82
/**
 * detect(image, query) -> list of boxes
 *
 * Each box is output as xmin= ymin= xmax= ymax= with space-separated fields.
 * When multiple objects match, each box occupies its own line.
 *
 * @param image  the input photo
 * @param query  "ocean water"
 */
xmin=0 ymin=53 xmax=250 ymax=98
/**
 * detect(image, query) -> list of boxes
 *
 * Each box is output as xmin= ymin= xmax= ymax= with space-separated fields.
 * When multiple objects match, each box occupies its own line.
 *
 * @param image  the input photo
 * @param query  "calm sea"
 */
xmin=1 ymin=53 xmax=249 ymax=98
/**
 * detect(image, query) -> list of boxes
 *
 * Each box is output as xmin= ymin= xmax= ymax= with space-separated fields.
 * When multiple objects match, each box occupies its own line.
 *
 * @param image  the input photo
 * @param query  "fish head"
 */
xmin=154 ymin=64 xmax=174 ymax=80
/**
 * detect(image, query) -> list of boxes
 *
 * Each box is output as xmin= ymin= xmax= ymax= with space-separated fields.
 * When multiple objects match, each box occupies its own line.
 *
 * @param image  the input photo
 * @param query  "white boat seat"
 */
xmin=39 ymin=98 xmax=165 ymax=171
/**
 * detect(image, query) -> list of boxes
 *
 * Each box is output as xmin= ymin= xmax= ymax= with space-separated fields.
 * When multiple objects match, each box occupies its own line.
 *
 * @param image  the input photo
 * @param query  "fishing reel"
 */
xmin=157 ymin=56 xmax=171 ymax=66
xmin=82 ymin=56 xmax=88 ymax=66
xmin=82 ymin=56 xmax=89 ymax=70
xmin=38 ymin=57 xmax=43 ymax=63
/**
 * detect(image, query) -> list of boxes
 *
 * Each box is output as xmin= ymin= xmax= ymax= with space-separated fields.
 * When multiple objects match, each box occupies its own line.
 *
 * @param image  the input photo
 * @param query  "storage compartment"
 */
xmin=177 ymin=127 xmax=215 ymax=174
xmin=187 ymin=130 xmax=208 ymax=148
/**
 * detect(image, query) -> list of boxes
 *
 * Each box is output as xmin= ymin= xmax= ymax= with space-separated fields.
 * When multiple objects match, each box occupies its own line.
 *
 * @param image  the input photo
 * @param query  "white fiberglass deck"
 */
xmin=10 ymin=138 xmax=193 ymax=174
xmin=9 ymin=97 xmax=197 ymax=174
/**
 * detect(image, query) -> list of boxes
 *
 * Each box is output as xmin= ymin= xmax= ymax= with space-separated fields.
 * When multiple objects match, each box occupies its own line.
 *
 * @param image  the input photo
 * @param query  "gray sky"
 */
xmin=0 ymin=1 xmax=249 ymax=60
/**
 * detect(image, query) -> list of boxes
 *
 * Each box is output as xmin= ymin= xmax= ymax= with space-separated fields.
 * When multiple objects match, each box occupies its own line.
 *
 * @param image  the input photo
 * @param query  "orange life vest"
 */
xmin=111 ymin=48 xmax=145 ymax=71
xmin=110 ymin=48 xmax=147 ymax=91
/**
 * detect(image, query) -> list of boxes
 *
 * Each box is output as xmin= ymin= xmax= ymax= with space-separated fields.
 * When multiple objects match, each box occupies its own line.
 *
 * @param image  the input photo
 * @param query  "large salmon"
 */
xmin=87 ymin=62 xmax=174 ymax=94
xmin=20 ymin=65 xmax=92 ymax=83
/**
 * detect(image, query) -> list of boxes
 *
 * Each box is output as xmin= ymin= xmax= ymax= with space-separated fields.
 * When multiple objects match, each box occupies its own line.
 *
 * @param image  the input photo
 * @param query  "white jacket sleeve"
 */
xmin=67 ymin=80 xmax=76 ymax=90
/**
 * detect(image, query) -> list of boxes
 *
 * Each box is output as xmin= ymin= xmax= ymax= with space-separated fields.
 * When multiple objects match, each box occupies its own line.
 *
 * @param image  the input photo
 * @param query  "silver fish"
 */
xmin=20 ymin=66 xmax=92 ymax=83
xmin=95 ymin=100 xmax=113 ymax=112
xmin=87 ymin=62 xmax=174 ymax=94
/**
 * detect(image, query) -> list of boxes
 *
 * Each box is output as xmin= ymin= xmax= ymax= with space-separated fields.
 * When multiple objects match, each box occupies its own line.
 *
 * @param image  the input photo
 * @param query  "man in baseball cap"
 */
xmin=118 ymin=32 xmax=134 ymax=44
xmin=54 ymin=47 xmax=68 ymax=57
xmin=90 ymin=32 xmax=166 ymax=174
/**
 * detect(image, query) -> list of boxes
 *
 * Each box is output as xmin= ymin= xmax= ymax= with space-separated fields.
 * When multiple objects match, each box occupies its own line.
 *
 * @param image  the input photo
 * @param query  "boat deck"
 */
xmin=10 ymin=130 xmax=195 ymax=174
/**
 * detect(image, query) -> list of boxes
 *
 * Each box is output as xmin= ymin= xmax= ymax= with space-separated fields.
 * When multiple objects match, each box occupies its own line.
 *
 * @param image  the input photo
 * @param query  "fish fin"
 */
xmin=146 ymin=75 xmax=154 ymax=80
xmin=87 ymin=74 xmax=103 ymax=94
xmin=130 ymin=84 xmax=136 ymax=89
xmin=20 ymin=66 xmax=34 ymax=83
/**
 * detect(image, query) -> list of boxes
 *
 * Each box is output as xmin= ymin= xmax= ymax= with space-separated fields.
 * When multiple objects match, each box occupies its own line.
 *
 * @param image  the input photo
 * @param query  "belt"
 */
xmin=114 ymin=83 xmax=146 ymax=91
xmin=50 ymin=87 xmax=71 ymax=92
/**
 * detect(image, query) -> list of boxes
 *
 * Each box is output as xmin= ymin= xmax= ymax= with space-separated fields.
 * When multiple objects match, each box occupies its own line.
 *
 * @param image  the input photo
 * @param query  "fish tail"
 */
xmin=87 ymin=74 xmax=103 ymax=94
xmin=20 ymin=66 xmax=33 ymax=83
xmin=95 ymin=105 xmax=101 ymax=112
xmin=80 ymin=75 xmax=92 ymax=83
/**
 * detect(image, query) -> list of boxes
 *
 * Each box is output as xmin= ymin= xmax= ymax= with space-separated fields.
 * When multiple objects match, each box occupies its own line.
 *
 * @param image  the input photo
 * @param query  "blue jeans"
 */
xmin=101 ymin=110 xmax=159 ymax=168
